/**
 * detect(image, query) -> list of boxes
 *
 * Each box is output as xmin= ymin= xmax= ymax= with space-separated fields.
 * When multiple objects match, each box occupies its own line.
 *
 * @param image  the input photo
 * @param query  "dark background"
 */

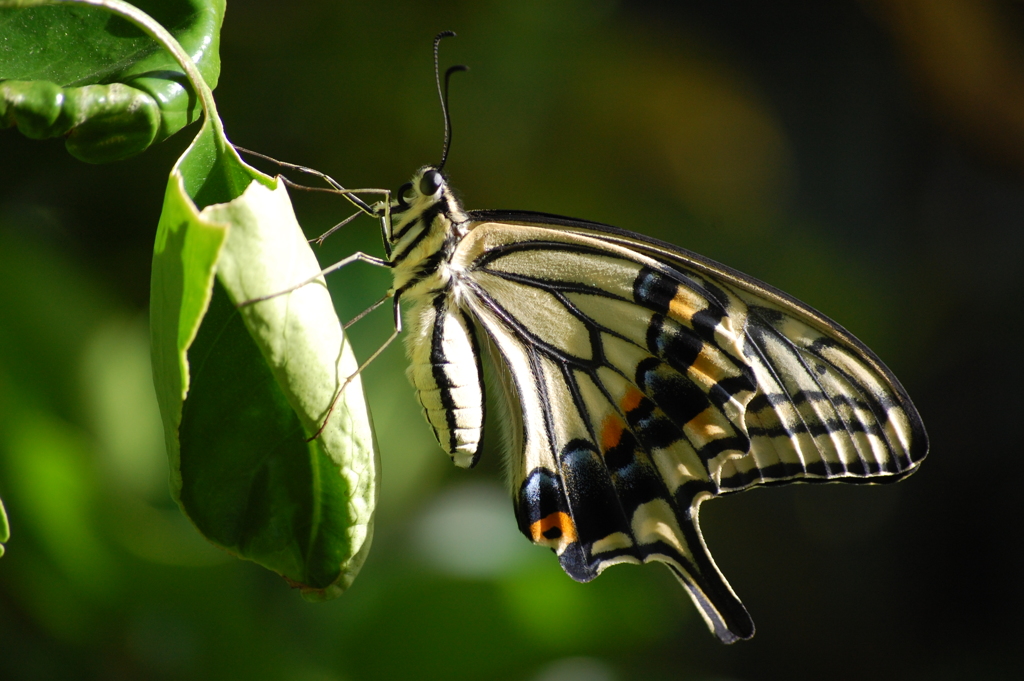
xmin=2 ymin=1 xmax=1023 ymax=679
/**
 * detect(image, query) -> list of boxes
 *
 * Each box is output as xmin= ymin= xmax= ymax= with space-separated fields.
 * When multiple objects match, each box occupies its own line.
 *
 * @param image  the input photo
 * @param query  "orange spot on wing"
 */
xmin=601 ymin=415 xmax=625 ymax=451
xmin=620 ymin=387 xmax=644 ymax=414
xmin=529 ymin=512 xmax=578 ymax=545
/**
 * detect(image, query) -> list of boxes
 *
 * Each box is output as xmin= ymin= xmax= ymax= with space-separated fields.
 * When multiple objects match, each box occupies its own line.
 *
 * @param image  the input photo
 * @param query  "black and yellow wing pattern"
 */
xmin=453 ymin=212 xmax=926 ymax=641
xmin=385 ymin=167 xmax=927 ymax=644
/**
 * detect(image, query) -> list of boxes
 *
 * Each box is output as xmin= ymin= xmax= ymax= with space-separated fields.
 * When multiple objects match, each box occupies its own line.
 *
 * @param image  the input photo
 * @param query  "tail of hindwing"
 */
xmin=514 ymin=439 xmax=755 ymax=643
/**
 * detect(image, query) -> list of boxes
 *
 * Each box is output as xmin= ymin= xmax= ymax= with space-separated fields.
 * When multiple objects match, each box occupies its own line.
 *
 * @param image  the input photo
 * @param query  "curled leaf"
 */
xmin=0 ymin=0 xmax=224 ymax=162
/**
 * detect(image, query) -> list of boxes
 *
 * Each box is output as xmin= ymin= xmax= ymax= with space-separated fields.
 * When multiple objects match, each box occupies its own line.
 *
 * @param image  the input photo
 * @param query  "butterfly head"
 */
xmin=382 ymin=166 xmax=467 ymax=249
xmin=395 ymin=167 xmax=445 ymax=213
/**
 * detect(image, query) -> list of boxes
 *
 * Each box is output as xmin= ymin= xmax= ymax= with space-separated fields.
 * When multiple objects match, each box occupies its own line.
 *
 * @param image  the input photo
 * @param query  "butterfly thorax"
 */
xmin=387 ymin=167 xmax=469 ymax=298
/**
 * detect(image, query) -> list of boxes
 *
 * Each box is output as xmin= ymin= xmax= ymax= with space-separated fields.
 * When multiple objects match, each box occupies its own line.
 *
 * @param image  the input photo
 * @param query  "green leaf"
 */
xmin=150 ymin=107 xmax=378 ymax=598
xmin=0 ymin=0 xmax=224 ymax=162
xmin=3 ymin=0 xmax=379 ymax=595
xmin=155 ymin=134 xmax=385 ymax=593
xmin=153 ymin=129 xmax=382 ymax=593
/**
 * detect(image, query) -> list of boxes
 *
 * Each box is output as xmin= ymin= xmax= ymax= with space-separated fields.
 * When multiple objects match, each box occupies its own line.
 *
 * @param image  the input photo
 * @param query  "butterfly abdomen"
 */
xmin=405 ymin=291 xmax=486 ymax=468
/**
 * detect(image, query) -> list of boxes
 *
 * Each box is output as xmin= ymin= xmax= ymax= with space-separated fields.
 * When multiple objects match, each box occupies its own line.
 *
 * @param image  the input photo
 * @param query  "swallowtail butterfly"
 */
xmin=258 ymin=33 xmax=928 ymax=643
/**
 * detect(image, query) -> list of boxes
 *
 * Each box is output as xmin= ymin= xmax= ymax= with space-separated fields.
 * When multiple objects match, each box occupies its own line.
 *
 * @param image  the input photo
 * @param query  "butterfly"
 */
xmin=256 ymin=32 xmax=928 ymax=643
xmin=382 ymin=165 xmax=927 ymax=643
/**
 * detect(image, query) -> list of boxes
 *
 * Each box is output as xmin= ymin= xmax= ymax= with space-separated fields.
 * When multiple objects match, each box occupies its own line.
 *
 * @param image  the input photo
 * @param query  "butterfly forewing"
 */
xmin=472 ymin=213 xmax=927 ymax=488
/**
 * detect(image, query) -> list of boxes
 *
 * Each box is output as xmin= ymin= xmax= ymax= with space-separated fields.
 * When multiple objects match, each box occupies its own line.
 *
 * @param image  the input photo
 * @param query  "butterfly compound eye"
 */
xmin=419 ymin=169 xmax=442 ymax=196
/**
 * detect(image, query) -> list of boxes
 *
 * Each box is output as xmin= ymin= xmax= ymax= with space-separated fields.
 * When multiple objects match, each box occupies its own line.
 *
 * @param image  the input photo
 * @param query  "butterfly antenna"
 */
xmin=433 ymin=31 xmax=468 ymax=173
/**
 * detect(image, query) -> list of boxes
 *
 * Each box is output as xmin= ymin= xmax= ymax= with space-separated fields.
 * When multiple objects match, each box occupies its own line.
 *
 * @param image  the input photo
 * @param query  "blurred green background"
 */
xmin=2 ymin=0 xmax=1023 ymax=679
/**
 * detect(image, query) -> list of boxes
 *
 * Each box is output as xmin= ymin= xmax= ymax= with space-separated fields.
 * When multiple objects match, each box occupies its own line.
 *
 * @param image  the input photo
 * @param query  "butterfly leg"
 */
xmin=238 ymin=252 xmax=390 ymax=307
xmin=307 ymin=294 xmax=404 ymax=441
xmin=344 ymin=296 xmax=403 ymax=379
xmin=234 ymin=145 xmax=390 ymax=217
xmin=343 ymin=293 xmax=391 ymax=330
xmin=311 ymin=210 xmax=362 ymax=246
